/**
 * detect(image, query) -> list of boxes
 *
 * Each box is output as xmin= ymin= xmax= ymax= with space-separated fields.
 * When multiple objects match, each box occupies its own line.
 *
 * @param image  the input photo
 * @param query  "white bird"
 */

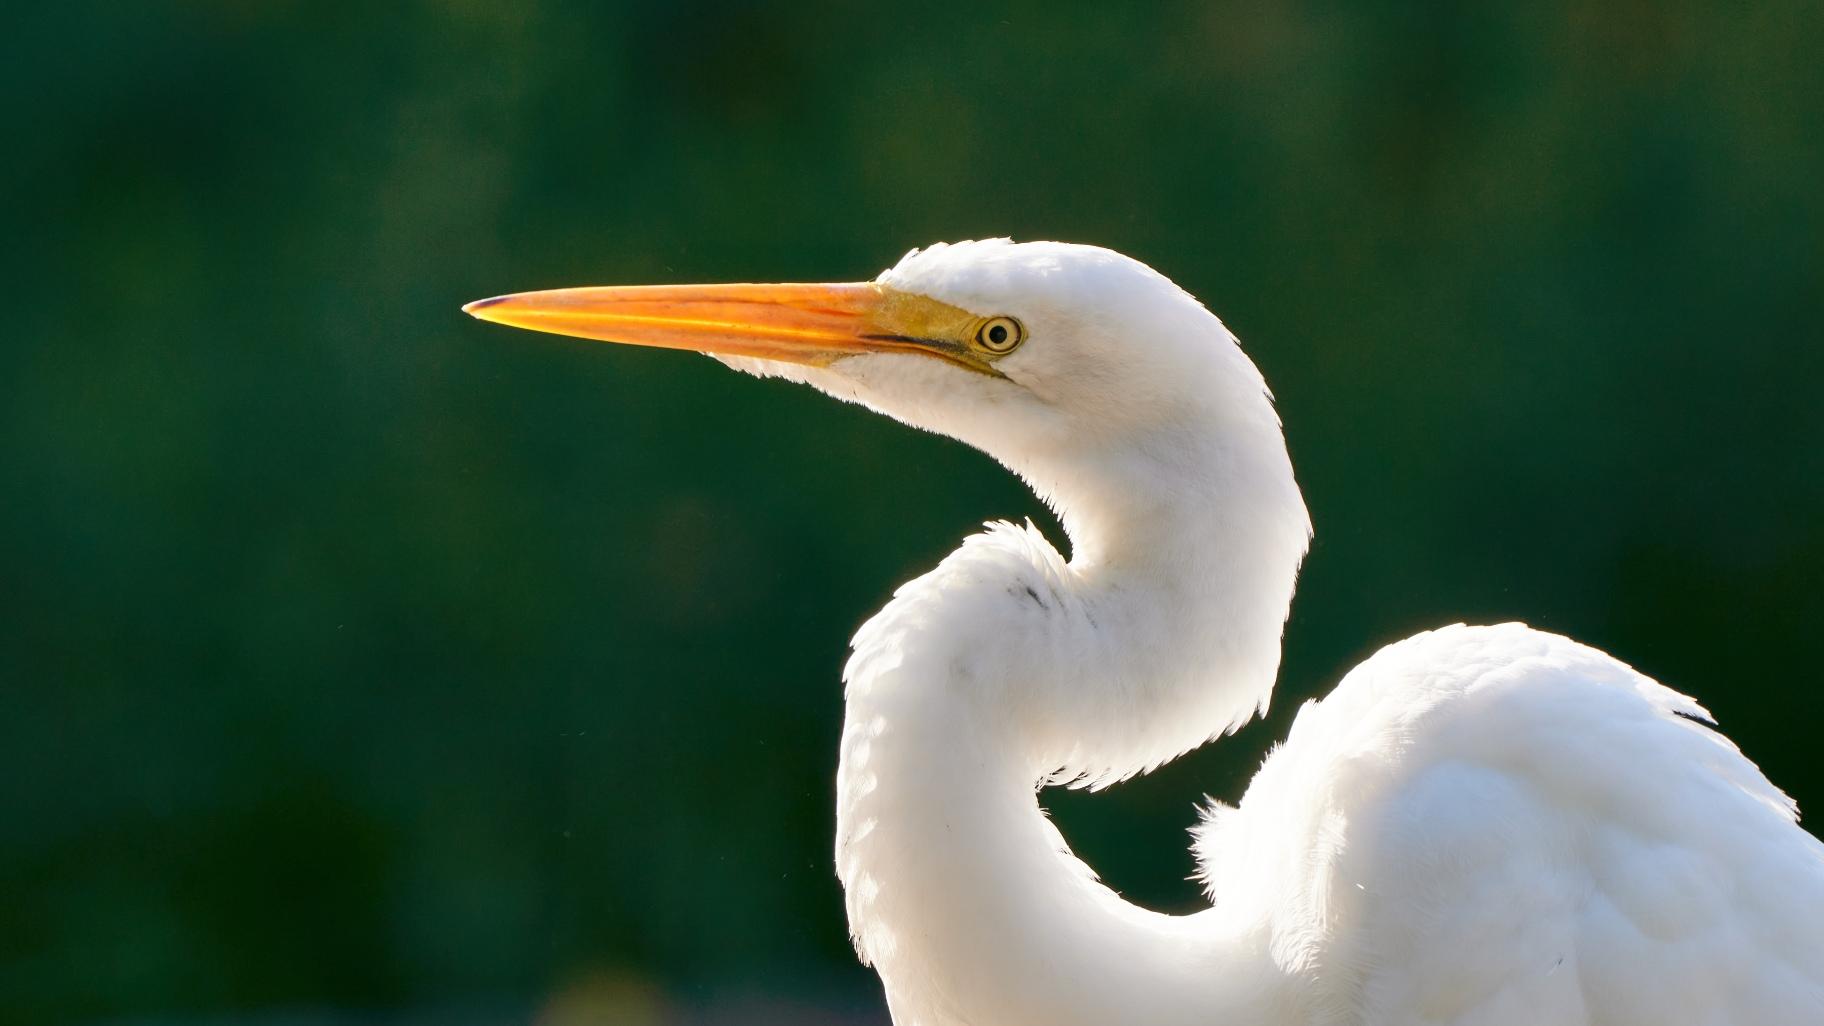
xmin=467 ymin=240 xmax=1824 ymax=1025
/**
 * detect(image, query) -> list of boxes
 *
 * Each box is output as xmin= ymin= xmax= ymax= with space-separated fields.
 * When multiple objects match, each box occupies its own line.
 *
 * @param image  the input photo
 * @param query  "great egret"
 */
xmin=467 ymin=240 xmax=1824 ymax=1025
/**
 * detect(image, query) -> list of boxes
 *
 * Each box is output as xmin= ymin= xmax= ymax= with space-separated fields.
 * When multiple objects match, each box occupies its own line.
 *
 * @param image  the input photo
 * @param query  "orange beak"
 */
xmin=463 ymin=280 xmax=998 ymax=374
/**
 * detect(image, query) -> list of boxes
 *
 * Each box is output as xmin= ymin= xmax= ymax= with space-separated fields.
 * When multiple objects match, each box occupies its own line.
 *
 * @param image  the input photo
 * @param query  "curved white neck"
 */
xmin=836 ymin=426 xmax=1308 ymax=1025
xmin=841 ymin=685 xmax=1280 ymax=1025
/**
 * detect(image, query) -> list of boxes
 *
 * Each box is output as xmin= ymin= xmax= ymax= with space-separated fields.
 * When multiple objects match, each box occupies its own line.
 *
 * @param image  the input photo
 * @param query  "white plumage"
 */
xmin=1195 ymin=622 xmax=1823 ymax=1024
xmin=468 ymin=239 xmax=1824 ymax=1025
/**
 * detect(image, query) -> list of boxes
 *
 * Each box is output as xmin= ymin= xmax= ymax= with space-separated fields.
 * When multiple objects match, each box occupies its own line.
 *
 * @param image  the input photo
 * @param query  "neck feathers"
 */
xmin=836 ymin=378 xmax=1307 ymax=1022
xmin=835 ymin=430 xmax=1305 ymax=1024
xmin=1011 ymin=412 xmax=1311 ymax=784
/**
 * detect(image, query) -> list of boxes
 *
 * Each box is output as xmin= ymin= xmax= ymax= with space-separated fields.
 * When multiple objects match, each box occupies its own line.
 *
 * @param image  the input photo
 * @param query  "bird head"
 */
xmin=465 ymin=239 xmax=1291 ymax=550
xmin=469 ymin=240 xmax=1311 ymax=772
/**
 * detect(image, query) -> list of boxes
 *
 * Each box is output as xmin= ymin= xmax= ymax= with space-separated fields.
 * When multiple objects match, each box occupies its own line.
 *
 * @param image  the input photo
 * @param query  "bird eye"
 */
xmin=975 ymin=317 xmax=1024 ymax=355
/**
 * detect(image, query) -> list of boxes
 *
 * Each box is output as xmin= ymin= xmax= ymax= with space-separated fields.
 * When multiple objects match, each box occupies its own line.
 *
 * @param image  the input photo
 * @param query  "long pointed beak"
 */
xmin=462 ymin=281 xmax=991 ymax=372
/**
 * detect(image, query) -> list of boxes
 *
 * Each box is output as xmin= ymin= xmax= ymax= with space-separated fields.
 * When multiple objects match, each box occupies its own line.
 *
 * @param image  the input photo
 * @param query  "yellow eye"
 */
xmin=975 ymin=316 xmax=1024 ymax=355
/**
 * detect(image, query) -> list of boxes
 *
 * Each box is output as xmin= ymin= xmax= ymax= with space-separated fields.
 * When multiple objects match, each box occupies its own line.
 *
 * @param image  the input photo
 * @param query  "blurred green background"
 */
xmin=6 ymin=2 xmax=1821 ymax=1023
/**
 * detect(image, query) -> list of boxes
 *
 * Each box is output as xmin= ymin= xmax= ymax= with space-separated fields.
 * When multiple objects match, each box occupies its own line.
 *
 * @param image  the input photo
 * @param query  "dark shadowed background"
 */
xmin=5 ymin=3 xmax=1821 ymax=1024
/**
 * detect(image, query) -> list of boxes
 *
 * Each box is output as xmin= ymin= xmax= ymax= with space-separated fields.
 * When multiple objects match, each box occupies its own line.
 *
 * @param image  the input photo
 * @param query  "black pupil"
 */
xmin=987 ymin=323 xmax=1008 ymax=345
